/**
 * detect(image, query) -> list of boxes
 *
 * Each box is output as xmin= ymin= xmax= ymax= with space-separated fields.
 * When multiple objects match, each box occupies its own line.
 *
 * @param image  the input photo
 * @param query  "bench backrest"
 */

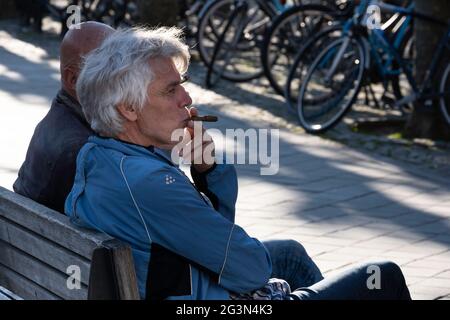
xmin=0 ymin=186 xmax=140 ymax=300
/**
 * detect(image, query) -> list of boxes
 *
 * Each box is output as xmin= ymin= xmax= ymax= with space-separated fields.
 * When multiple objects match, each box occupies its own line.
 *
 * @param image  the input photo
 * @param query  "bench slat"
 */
xmin=0 ymin=285 xmax=22 ymax=300
xmin=0 ymin=187 xmax=139 ymax=300
xmin=0 ymin=264 xmax=60 ymax=300
xmin=0 ymin=292 xmax=10 ymax=300
xmin=0 ymin=240 xmax=88 ymax=299
xmin=0 ymin=187 xmax=113 ymax=259
xmin=0 ymin=216 xmax=91 ymax=285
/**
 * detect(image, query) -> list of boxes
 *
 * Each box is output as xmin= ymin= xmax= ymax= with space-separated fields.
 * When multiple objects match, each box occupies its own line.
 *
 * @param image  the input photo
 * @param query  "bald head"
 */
xmin=60 ymin=22 xmax=115 ymax=100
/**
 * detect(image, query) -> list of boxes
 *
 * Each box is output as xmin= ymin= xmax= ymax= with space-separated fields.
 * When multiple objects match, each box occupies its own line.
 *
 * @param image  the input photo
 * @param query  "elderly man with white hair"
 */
xmin=65 ymin=27 xmax=411 ymax=300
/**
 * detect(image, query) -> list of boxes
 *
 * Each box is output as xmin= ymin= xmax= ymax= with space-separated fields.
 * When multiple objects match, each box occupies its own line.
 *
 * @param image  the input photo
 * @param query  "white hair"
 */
xmin=76 ymin=27 xmax=190 ymax=137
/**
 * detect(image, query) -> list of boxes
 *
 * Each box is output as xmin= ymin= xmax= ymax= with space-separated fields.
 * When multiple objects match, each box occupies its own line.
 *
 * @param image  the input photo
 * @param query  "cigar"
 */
xmin=190 ymin=115 xmax=218 ymax=122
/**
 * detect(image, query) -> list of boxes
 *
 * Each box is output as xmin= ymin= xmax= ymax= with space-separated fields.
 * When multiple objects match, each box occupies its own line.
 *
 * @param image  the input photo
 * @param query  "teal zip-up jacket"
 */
xmin=65 ymin=136 xmax=272 ymax=300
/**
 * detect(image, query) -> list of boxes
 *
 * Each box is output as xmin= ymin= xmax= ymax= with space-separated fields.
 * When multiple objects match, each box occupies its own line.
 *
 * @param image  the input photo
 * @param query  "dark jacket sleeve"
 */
xmin=190 ymin=163 xmax=238 ymax=223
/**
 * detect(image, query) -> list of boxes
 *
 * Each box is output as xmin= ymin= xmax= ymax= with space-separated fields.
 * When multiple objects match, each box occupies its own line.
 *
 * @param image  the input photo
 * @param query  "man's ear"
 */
xmin=117 ymin=103 xmax=138 ymax=122
xmin=62 ymin=67 xmax=78 ymax=92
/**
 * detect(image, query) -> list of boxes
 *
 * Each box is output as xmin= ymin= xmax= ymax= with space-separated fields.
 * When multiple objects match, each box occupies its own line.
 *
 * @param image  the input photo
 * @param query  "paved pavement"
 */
xmin=1 ymin=24 xmax=449 ymax=300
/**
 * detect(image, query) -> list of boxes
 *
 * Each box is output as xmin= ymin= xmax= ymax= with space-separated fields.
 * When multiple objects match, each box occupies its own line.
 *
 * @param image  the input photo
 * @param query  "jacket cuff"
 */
xmin=191 ymin=162 xmax=217 ymax=178
xmin=190 ymin=163 xmax=219 ymax=210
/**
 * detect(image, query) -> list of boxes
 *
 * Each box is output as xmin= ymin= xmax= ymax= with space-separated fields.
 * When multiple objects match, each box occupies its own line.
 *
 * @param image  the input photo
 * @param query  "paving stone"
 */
xmin=353 ymin=238 xmax=407 ymax=250
xmin=404 ymin=276 xmax=429 ymax=286
xmin=416 ymin=278 xmax=450 ymax=289
xmin=294 ymin=177 xmax=361 ymax=193
xmin=424 ymin=206 xmax=450 ymax=218
xmin=235 ymin=216 xmax=310 ymax=228
xmin=408 ymin=284 xmax=450 ymax=299
xmin=298 ymin=243 xmax=341 ymax=257
xmin=243 ymin=225 xmax=291 ymax=239
xmin=409 ymin=219 xmax=450 ymax=235
xmin=403 ymin=258 xmax=450 ymax=270
xmin=326 ymin=227 xmax=387 ymax=241
xmin=411 ymin=293 xmax=442 ymax=300
xmin=336 ymin=193 xmax=395 ymax=211
xmin=401 ymin=266 xmax=444 ymax=278
xmin=318 ymin=185 xmax=375 ymax=202
xmin=363 ymin=255 xmax=417 ymax=266
xmin=388 ymin=212 xmax=443 ymax=227
xmin=313 ymin=252 xmax=367 ymax=263
xmin=363 ymin=203 xmax=414 ymax=218
xmin=313 ymin=259 xmax=355 ymax=274
xmin=285 ymin=225 xmax=339 ymax=237
xmin=333 ymin=246 xmax=388 ymax=257
xmin=435 ymin=271 xmax=450 ymax=279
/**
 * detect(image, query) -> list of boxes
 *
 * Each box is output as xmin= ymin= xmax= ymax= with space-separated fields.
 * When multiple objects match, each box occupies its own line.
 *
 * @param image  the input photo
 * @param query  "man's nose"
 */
xmin=180 ymin=90 xmax=192 ymax=108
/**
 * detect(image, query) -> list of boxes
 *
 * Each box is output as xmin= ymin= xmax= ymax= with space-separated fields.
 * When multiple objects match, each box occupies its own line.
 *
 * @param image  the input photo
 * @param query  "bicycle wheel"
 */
xmin=261 ymin=4 xmax=337 ymax=96
xmin=285 ymin=25 xmax=343 ymax=110
xmin=198 ymin=0 xmax=275 ymax=82
xmin=205 ymin=1 xmax=248 ymax=87
xmin=439 ymin=62 xmax=450 ymax=126
xmin=197 ymin=0 xmax=245 ymax=71
xmin=297 ymin=36 xmax=366 ymax=133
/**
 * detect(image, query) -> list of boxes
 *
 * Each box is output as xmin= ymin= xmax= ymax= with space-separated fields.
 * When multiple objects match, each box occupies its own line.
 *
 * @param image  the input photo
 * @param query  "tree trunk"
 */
xmin=136 ymin=0 xmax=180 ymax=27
xmin=404 ymin=0 xmax=450 ymax=140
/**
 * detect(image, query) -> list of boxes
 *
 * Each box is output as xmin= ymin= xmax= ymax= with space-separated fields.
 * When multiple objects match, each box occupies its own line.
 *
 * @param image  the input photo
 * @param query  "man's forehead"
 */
xmin=150 ymin=57 xmax=179 ymax=76
xmin=149 ymin=57 xmax=183 ymax=89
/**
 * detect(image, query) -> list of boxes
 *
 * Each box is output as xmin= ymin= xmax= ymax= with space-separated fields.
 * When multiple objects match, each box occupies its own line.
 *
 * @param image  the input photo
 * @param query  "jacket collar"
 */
xmin=56 ymin=89 xmax=89 ymax=124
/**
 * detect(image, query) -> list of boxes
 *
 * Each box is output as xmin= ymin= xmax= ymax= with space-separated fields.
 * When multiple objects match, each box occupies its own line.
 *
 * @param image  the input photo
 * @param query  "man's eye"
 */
xmin=180 ymin=74 xmax=189 ymax=84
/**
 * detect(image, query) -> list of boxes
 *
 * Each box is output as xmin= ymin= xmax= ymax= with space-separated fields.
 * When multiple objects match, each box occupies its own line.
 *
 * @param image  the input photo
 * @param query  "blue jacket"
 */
xmin=65 ymin=136 xmax=272 ymax=300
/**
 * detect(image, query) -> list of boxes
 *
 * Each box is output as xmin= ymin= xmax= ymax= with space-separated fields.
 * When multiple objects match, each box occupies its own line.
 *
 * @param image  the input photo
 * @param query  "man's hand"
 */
xmin=182 ymin=107 xmax=216 ymax=173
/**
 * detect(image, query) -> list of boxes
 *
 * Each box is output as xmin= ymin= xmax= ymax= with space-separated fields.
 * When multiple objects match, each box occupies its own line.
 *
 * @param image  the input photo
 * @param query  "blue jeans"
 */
xmin=262 ymin=239 xmax=324 ymax=289
xmin=289 ymin=260 xmax=411 ymax=300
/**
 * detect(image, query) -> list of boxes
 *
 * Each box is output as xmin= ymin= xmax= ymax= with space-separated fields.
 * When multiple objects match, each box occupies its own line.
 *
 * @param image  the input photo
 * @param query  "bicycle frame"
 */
xmin=323 ymin=0 xmax=449 ymax=106
xmin=203 ymin=0 xmax=297 ymax=86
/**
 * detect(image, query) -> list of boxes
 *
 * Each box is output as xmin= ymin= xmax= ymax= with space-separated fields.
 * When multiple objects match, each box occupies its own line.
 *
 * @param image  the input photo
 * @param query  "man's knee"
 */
xmin=361 ymin=260 xmax=406 ymax=287
xmin=379 ymin=261 xmax=406 ymax=283
xmin=367 ymin=260 xmax=403 ymax=276
xmin=276 ymin=239 xmax=308 ymax=256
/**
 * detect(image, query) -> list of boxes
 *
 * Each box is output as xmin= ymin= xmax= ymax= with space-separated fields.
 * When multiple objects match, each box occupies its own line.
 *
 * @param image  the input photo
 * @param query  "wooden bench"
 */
xmin=0 ymin=284 xmax=22 ymax=300
xmin=0 ymin=186 xmax=140 ymax=300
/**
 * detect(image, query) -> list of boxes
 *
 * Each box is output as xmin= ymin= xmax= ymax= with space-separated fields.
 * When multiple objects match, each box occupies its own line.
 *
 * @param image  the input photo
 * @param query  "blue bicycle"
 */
xmin=294 ymin=0 xmax=450 ymax=133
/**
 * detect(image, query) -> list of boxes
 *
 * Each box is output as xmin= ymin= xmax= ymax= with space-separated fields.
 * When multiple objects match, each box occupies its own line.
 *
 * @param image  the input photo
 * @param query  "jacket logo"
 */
xmin=165 ymin=175 xmax=176 ymax=185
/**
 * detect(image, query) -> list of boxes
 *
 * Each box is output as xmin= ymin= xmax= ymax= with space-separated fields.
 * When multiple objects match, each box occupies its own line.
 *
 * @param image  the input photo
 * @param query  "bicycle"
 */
xmin=285 ymin=0 xmax=413 ymax=111
xmin=261 ymin=0 xmax=353 ymax=96
xmin=294 ymin=0 xmax=449 ymax=133
xmin=179 ymin=0 xmax=212 ymax=38
xmin=197 ymin=0 xmax=300 ymax=88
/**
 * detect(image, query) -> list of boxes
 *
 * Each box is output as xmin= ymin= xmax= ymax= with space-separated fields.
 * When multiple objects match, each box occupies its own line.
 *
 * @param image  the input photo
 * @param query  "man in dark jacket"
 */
xmin=13 ymin=21 xmax=115 ymax=213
